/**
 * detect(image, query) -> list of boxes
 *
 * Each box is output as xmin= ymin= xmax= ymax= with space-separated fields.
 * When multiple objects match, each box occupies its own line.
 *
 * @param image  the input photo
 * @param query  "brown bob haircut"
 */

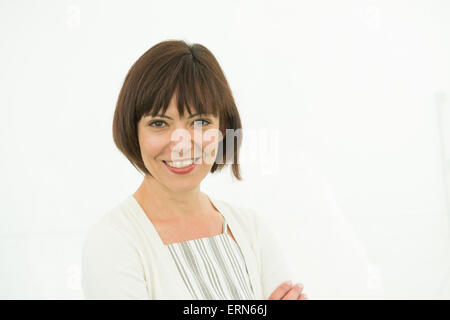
xmin=112 ymin=40 xmax=243 ymax=180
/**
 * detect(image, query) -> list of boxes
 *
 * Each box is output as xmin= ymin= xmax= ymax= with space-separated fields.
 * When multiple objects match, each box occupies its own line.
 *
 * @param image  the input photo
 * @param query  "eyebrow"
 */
xmin=151 ymin=113 xmax=205 ymax=120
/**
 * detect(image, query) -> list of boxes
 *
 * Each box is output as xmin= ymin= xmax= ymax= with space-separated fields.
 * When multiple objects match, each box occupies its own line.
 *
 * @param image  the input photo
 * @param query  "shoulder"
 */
xmin=81 ymin=196 xmax=151 ymax=299
xmin=83 ymin=196 xmax=142 ymax=251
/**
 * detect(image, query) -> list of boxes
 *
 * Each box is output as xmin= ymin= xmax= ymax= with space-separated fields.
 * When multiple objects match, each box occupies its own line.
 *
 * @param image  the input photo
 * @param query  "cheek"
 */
xmin=139 ymin=133 xmax=167 ymax=157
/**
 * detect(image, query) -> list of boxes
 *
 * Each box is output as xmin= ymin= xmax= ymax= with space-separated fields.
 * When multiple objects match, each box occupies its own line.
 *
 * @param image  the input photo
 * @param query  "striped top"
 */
xmin=165 ymin=213 xmax=255 ymax=300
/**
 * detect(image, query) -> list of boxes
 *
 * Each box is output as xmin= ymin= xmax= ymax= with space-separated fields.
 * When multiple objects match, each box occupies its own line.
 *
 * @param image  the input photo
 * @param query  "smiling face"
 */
xmin=137 ymin=94 xmax=222 ymax=192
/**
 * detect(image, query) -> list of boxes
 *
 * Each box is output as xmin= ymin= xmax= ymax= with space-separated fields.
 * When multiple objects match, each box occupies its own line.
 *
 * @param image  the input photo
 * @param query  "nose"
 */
xmin=168 ymin=127 xmax=199 ymax=160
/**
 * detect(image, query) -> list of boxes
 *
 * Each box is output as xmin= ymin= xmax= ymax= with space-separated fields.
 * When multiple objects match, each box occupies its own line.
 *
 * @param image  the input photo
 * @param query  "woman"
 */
xmin=81 ymin=40 xmax=308 ymax=300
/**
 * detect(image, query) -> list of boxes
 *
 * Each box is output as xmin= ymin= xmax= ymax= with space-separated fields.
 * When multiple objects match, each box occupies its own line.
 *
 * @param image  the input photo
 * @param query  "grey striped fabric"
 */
xmin=166 ymin=215 xmax=255 ymax=300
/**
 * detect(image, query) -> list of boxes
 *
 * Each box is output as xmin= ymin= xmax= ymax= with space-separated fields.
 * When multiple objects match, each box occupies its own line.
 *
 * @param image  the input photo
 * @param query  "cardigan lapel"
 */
xmin=127 ymin=195 xmax=191 ymax=299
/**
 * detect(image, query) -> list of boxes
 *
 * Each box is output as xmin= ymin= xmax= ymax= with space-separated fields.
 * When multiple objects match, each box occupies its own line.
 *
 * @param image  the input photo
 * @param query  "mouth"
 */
xmin=162 ymin=157 xmax=201 ymax=168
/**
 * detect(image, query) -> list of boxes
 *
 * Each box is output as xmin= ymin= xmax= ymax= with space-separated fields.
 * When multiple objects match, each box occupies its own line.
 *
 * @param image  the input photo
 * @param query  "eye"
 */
xmin=149 ymin=120 xmax=167 ymax=128
xmin=148 ymin=119 xmax=210 ymax=129
xmin=193 ymin=119 xmax=210 ymax=127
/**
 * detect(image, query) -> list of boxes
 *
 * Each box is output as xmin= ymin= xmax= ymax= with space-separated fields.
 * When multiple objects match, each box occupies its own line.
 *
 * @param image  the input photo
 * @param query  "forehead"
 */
xmin=150 ymin=98 xmax=218 ymax=118
xmin=163 ymin=99 xmax=196 ymax=116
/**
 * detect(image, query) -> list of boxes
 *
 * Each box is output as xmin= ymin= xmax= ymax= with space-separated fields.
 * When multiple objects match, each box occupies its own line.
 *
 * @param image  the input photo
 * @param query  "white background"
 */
xmin=1 ymin=0 xmax=450 ymax=299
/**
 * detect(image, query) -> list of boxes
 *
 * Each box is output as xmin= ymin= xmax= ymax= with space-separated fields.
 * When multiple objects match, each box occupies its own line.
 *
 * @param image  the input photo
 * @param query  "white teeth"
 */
xmin=165 ymin=159 xmax=194 ymax=168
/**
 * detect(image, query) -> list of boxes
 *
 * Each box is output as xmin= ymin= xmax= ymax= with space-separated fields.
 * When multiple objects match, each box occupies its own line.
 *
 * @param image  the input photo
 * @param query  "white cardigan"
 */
xmin=81 ymin=195 xmax=298 ymax=300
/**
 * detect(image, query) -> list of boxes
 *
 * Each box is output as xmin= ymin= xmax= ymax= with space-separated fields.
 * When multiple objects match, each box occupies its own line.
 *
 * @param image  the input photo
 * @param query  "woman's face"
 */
xmin=137 ymin=95 xmax=222 ymax=192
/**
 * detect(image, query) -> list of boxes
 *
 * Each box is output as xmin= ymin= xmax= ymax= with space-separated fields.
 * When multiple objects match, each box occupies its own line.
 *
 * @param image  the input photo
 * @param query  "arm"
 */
xmin=81 ymin=223 xmax=151 ymax=299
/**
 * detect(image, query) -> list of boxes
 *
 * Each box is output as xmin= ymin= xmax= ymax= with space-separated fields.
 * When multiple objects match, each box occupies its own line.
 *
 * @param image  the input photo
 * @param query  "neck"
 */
xmin=133 ymin=175 xmax=210 ymax=221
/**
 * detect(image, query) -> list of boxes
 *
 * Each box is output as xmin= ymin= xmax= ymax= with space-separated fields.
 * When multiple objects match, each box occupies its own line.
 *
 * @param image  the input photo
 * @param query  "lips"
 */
xmin=162 ymin=158 xmax=199 ymax=174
